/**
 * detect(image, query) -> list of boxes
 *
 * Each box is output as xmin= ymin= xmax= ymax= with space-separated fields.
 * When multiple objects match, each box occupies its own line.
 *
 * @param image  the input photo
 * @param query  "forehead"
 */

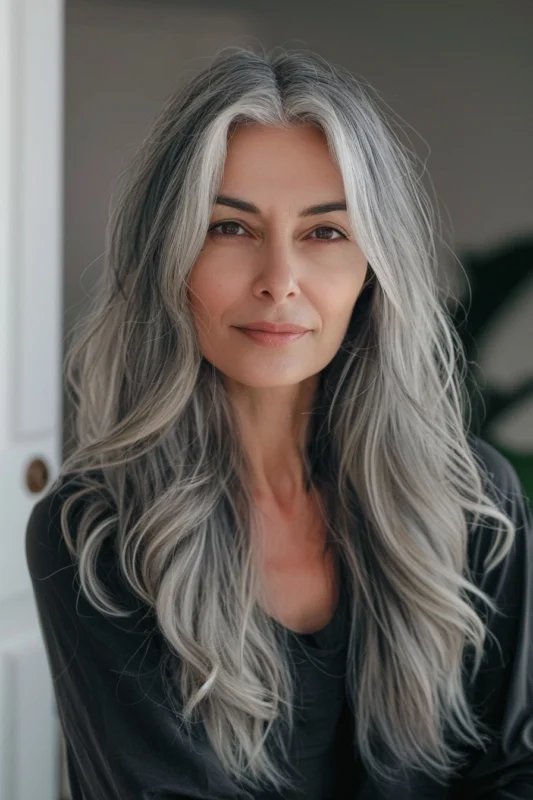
xmin=220 ymin=123 xmax=344 ymax=202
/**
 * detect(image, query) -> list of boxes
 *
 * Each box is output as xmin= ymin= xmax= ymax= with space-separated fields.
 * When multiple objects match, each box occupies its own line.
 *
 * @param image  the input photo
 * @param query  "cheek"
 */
xmin=188 ymin=266 xmax=228 ymax=320
xmin=315 ymin=271 xmax=366 ymax=323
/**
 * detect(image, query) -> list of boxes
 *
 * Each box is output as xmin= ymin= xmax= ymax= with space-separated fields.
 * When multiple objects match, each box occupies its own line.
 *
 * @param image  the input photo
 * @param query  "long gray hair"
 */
xmin=57 ymin=44 xmax=515 ymax=794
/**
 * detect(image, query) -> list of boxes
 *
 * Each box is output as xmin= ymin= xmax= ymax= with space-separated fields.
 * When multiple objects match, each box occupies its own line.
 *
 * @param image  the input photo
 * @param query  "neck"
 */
xmin=225 ymin=373 xmax=319 ymax=502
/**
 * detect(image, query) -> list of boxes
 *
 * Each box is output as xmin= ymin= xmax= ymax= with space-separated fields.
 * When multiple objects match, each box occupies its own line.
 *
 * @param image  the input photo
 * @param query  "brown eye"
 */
xmin=309 ymin=226 xmax=346 ymax=241
xmin=208 ymin=221 xmax=248 ymax=238
xmin=207 ymin=222 xmax=348 ymax=241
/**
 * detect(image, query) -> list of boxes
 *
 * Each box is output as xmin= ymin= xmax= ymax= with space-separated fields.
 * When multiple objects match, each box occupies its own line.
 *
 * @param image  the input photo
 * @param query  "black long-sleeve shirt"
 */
xmin=25 ymin=436 xmax=533 ymax=798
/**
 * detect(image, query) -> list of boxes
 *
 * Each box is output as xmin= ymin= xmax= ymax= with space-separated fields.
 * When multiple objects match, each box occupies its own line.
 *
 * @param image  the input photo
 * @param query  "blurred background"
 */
xmin=63 ymin=0 xmax=533 ymax=489
xmin=1 ymin=0 xmax=531 ymax=798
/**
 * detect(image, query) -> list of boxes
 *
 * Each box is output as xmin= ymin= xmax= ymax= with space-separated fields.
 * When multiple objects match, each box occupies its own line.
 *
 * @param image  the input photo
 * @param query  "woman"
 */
xmin=26 ymin=45 xmax=533 ymax=799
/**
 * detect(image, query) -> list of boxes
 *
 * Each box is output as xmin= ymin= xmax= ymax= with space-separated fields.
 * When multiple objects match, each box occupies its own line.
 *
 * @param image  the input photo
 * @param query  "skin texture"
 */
xmin=188 ymin=122 xmax=368 ymax=518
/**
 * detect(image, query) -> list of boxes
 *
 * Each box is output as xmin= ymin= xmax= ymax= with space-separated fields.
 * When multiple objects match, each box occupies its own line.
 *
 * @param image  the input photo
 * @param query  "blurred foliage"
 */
xmin=448 ymin=236 xmax=533 ymax=500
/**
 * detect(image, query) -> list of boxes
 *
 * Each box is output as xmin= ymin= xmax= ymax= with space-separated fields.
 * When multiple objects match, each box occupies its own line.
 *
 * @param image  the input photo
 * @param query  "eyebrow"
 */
xmin=214 ymin=194 xmax=347 ymax=217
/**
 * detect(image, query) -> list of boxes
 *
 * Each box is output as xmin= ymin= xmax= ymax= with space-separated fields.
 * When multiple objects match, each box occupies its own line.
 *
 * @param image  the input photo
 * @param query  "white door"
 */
xmin=0 ymin=0 xmax=64 ymax=798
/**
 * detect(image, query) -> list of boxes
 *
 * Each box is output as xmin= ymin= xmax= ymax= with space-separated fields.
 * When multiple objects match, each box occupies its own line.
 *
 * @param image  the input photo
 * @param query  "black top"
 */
xmin=254 ymin=558 xmax=353 ymax=800
xmin=25 ymin=436 xmax=533 ymax=799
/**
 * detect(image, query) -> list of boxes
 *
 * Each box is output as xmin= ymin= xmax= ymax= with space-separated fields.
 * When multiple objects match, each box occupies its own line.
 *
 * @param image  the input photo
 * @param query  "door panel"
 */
xmin=0 ymin=0 xmax=64 ymax=798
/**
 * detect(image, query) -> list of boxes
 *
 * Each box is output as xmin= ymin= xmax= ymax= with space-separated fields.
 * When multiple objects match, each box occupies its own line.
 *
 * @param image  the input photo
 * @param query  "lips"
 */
xmin=235 ymin=328 xmax=309 ymax=348
xmin=237 ymin=322 xmax=309 ymax=334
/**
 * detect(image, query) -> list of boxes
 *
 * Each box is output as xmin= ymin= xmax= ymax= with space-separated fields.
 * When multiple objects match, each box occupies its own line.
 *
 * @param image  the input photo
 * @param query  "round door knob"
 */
xmin=25 ymin=457 xmax=50 ymax=493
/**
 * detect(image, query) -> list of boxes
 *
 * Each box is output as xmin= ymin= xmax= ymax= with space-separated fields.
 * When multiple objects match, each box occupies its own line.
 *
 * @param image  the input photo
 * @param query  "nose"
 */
xmin=251 ymin=242 xmax=302 ymax=303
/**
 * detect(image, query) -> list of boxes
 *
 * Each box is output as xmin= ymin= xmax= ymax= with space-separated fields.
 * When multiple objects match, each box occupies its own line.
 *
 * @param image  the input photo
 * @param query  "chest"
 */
xmin=251 ymin=491 xmax=340 ymax=635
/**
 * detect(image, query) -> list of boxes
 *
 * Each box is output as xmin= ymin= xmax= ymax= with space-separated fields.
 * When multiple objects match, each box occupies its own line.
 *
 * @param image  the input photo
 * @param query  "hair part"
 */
xmin=57 ymin=43 xmax=515 ymax=794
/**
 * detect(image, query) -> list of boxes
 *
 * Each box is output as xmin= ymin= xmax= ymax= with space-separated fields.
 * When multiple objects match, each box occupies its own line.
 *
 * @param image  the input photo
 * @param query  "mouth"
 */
xmin=234 ymin=328 xmax=309 ymax=348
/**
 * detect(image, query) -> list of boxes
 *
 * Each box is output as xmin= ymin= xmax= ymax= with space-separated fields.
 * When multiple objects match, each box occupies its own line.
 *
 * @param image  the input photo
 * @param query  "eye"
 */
xmin=208 ymin=221 xmax=248 ymax=238
xmin=207 ymin=221 xmax=348 ymax=241
xmin=308 ymin=226 xmax=347 ymax=241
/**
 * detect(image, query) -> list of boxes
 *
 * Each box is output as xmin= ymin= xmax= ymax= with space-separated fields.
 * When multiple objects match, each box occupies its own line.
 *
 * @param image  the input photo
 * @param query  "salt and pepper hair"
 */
xmin=58 ymin=44 xmax=515 ymax=794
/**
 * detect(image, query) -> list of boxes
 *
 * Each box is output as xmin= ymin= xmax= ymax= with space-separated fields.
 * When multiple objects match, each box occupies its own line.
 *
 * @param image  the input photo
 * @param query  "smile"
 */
xmin=235 ymin=328 xmax=309 ymax=348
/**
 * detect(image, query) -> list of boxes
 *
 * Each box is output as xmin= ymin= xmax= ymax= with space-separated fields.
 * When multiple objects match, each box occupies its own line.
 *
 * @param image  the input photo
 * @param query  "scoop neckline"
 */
xmin=271 ymin=558 xmax=347 ymax=641
xmin=280 ymin=588 xmax=342 ymax=640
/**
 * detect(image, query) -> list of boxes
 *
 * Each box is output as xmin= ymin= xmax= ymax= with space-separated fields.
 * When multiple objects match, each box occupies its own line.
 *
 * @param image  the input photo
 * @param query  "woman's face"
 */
xmin=187 ymin=123 xmax=369 ymax=388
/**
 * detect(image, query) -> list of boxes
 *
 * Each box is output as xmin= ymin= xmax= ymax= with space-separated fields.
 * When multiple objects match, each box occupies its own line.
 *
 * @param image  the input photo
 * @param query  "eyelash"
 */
xmin=207 ymin=221 xmax=348 ymax=241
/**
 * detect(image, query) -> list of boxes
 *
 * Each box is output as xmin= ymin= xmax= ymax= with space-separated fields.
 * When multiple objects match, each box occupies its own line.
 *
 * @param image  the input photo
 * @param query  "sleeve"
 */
xmin=25 ymin=479 xmax=248 ymax=800
xmin=450 ymin=437 xmax=533 ymax=799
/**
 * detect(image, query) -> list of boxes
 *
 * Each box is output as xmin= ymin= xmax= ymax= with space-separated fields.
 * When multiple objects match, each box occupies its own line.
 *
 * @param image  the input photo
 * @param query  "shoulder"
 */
xmin=25 ymin=472 xmax=85 ymax=579
xmin=25 ymin=470 xmax=131 ymax=610
xmin=466 ymin=433 xmax=530 ymax=542
xmin=467 ymin=434 xmax=523 ymax=499
xmin=25 ymin=470 xmax=110 ymax=572
xmin=465 ymin=435 xmax=532 ymax=611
